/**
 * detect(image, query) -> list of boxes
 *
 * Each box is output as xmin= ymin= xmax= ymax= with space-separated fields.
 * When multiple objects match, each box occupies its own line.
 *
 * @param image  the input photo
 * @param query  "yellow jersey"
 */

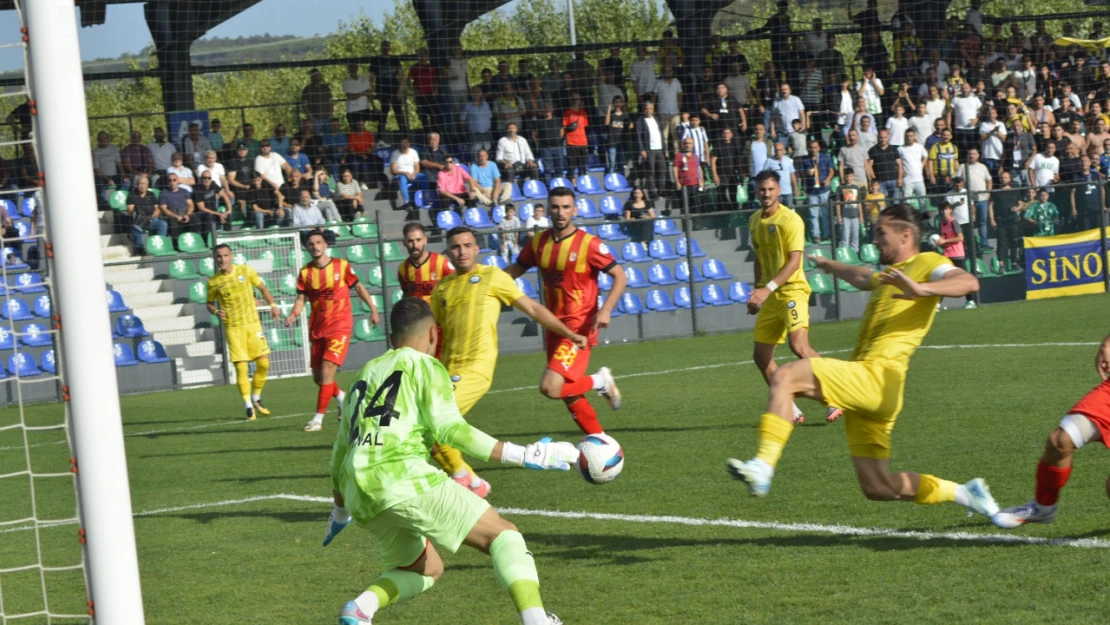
xmin=928 ymin=141 xmax=959 ymax=178
xmin=207 ymin=265 xmax=264 ymax=328
xmin=748 ymin=204 xmax=811 ymax=296
xmin=431 ymin=264 xmax=524 ymax=380
xmin=852 ymin=252 xmax=954 ymax=371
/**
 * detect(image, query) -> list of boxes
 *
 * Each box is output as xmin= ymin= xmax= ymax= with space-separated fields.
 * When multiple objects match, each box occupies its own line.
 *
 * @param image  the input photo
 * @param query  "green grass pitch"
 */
xmin=5 ymin=294 xmax=1110 ymax=624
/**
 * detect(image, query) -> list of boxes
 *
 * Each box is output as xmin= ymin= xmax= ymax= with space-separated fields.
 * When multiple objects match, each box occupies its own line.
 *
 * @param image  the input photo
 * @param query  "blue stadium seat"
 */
xmin=0 ymin=199 xmax=14 ymax=218
xmin=523 ymin=180 xmax=548 ymax=199
xmin=600 ymin=196 xmax=623 ymax=217
xmin=3 ymin=298 xmax=32 ymax=321
xmin=0 ymin=326 xmax=18 ymax=349
xmin=510 ymin=182 xmax=527 ymax=202
xmin=576 ymin=175 xmax=603 ymax=195
xmin=702 ymin=284 xmax=731 ymax=306
xmin=654 ymin=219 xmax=680 ymax=236
xmin=455 ymin=163 xmax=471 ymax=176
xmin=483 ymin=255 xmax=508 ymax=270
xmin=675 ymin=261 xmax=705 ymax=283
xmin=575 ymin=198 xmax=600 ymax=219
xmin=729 ymin=281 xmax=754 ymax=304
xmin=465 ymin=208 xmax=495 ymax=229
xmin=620 ymin=241 xmax=648 ymax=263
xmin=20 ymin=197 xmax=35 ymax=218
xmin=106 ymin=290 xmax=128 ymax=312
xmin=9 ymin=272 xmax=45 ymax=293
xmin=414 ymin=190 xmax=438 ymax=209
xmin=2 ymin=248 xmax=27 ymax=269
xmin=624 ymin=266 xmax=650 ymax=288
xmin=515 ymin=278 xmax=539 ymax=299
xmin=115 ymin=314 xmax=149 ymax=338
xmin=703 ymin=258 xmax=734 ymax=280
xmin=22 ymin=323 xmax=51 ymax=347
xmin=676 ymin=236 xmax=706 ymax=258
xmin=648 ymin=263 xmax=680 ymax=286
xmin=9 ymin=352 xmax=40 ymax=377
xmin=483 ymin=233 xmax=498 ymax=254
xmin=549 ymin=177 xmax=572 ymax=190
xmin=113 ymin=343 xmax=140 ymax=367
xmin=13 ymin=221 xmax=30 ymax=242
xmin=436 ymin=210 xmax=462 ymax=231
xmin=618 ymin=292 xmax=646 ymax=315
xmin=41 ymin=349 xmax=56 ymax=374
xmin=646 ymin=289 xmax=678 ymax=312
xmin=604 ymin=173 xmax=633 ymax=193
xmin=598 ymin=223 xmax=627 ymax=241
xmin=597 ymin=271 xmax=613 ymax=291
xmin=491 ymin=205 xmax=507 ymax=224
xmin=674 ymin=286 xmax=705 ymax=308
xmin=137 ymin=339 xmax=171 ymax=363
xmin=649 ymin=239 xmax=680 ymax=260
xmin=32 ymin=295 xmax=49 ymax=319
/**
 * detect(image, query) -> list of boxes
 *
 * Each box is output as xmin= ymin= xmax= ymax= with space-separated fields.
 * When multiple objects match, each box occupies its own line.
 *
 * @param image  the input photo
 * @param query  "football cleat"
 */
xmin=992 ymin=500 xmax=1057 ymax=529
xmin=726 ymin=458 xmax=773 ymax=497
xmin=245 ymin=406 xmax=256 ymax=421
xmin=826 ymin=406 xmax=844 ymax=423
xmin=304 ymin=419 xmax=323 ymax=432
xmin=792 ymin=402 xmax=805 ymax=424
xmin=962 ymin=478 xmax=1000 ymax=518
xmin=339 ymin=600 xmax=371 ymax=624
xmin=336 ymin=390 xmax=347 ymax=420
xmin=547 ymin=611 xmax=564 ymax=625
xmin=252 ymin=399 xmax=271 ymax=416
xmin=453 ymin=473 xmax=492 ymax=498
xmin=596 ymin=367 xmax=622 ymax=410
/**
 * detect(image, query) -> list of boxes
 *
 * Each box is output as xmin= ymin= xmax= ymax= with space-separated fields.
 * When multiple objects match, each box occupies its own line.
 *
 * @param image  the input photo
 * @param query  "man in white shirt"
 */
xmin=951 ymin=82 xmax=982 ymax=160
xmin=805 ymin=18 xmax=828 ymax=56
xmin=958 ymin=147 xmax=992 ymax=253
xmin=655 ymin=66 xmax=683 ymax=153
xmin=837 ymin=128 xmax=869 ymax=184
xmin=253 ymin=141 xmax=291 ymax=191
xmin=629 ymin=47 xmax=658 ymax=105
xmin=771 ymin=83 xmax=806 ymax=143
xmin=292 ymin=188 xmax=326 ymax=229
xmin=977 ymin=106 xmax=1006 ymax=178
xmin=342 ymin=62 xmax=373 ymax=129
xmin=166 ymin=152 xmax=195 ymax=193
xmin=195 ymin=150 xmax=232 ymax=204
xmin=923 ymin=86 xmax=948 ymax=131
xmin=91 ymin=130 xmax=123 ymax=205
xmin=909 ymin=102 xmax=933 ymax=144
xmin=495 ymin=122 xmax=538 ymax=186
xmin=759 ymin=142 xmax=798 ymax=205
xmin=1028 ymin=141 xmax=1060 ymax=190
xmin=898 ymin=129 xmax=929 ymax=211
xmin=920 ymin=49 xmax=950 ymax=83
xmin=637 ymin=102 xmax=667 ymax=198
xmin=855 ymin=66 xmax=885 ymax=116
xmin=389 ymin=137 xmax=425 ymax=208
xmin=447 ymin=45 xmax=470 ymax=121
xmin=525 ymin=203 xmax=551 ymax=230
xmin=885 ymin=104 xmax=909 ymax=146
xmin=147 ymin=127 xmax=177 ymax=184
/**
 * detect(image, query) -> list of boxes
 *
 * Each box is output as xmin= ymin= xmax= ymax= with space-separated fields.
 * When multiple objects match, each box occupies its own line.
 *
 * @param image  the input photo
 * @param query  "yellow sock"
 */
xmin=754 ymin=412 xmax=794 ymax=468
xmin=235 ymin=362 xmax=251 ymax=404
xmin=251 ymin=357 xmax=270 ymax=398
xmin=436 ymin=444 xmax=474 ymax=478
xmin=913 ymin=474 xmax=958 ymax=505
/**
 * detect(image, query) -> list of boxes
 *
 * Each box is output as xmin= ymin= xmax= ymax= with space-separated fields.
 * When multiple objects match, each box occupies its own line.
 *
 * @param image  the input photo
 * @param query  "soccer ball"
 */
xmin=576 ymin=433 xmax=624 ymax=484
xmin=928 ymin=233 xmax=942 ymax=248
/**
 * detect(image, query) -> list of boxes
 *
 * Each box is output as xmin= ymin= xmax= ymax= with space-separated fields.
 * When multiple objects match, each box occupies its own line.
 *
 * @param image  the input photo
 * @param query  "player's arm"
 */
xmin=1096 ymin=333 xmax=1110 ymax=380
xmin=512 ymin=295 xmax=587 ymax=349
xmin=254 ymin=280 xmax=281 ymax=320
xmin=596 ymin=264 xmax=626 ymax=329
xmin=284 ymin=293 xmax=307 ymax=327
xmin=353 ymin=281 xmax=380 ymax=325
xmin=877 ymin=264 xmax=979 ymax=299
xmin=809 ymin=254 xmax=875 ymax=290
xmin=748 ymin=250 xmax=802 ymax=311
xmin=503 ymin=262 xmax=527 ymax=279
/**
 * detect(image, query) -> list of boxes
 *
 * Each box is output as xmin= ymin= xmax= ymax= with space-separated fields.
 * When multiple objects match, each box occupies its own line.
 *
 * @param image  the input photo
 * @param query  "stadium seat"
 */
xmin=808 ymin=272 xmax=834 ymax=294
xmin=0 ymin=326 xmax=17 ymax=349
xmin=702 ymin=284 xmax=731 ymax=306
xmin=624 ymin=266 xmax=650 ymax=288
xmin=509 ymin=182 xmax=527 ymax=202
xmin=990 ymin=257 xmax=1003 ymax=275
xmin=598 ymin=295 xmax=620 ymax=317
xmin=106 ymin=290 xmax=128 ymax=312
xmin=22 ymin=322 xmax=52 ymax=347
xmin=390 ymin=289 xmax=403 ymax=304
xmin=266 ymin=327 xmax=295 ymax=352
xmin=518 ymin=203 xmax=535 ymax=220
xmin=326 ymin=222 xmax=354 ymax=241
xmin=837 ymin=278 xmax=860 ymax=293
xmin=549 ymin=177 xmax=572 ymax=190
xmin=604 ymin=173 xmax=633 ymax=193
xmin=9 ymin=272 xmax=45 ymax=293
xmin=974 ymin=258 xmax=995 ymax=278
xmin=32 ymin=295 xmax=50 ymax=318
xmin=355 ymin=317 xmax=386 ymax=342
xmin=258 ymin=248 xmax=289 ymax=270
xmin=483 ymin=255 xmax=508 ymax=270
xmin=834 ymin=247 xmax=863 ymax=265
xmin=597 ymin=195 xmax=621 ymax=218
xmin=515 ymin=278 xmax=539 ymax=299
xmin=618 ymin=292 xmax=646 ymax=315
xmin=146 ymin=235 xmax=176 ymax=257
xmin=351 ymin=219 xmax=379 ymax=240
xmin=198 ymin=256 xmax=216 ymax=277
xmin=859 ymin=244 xmax=880 ymax=264
xmin=648 ymin=263 xmax=680 ymax=286
xmin=728 ymin=281 xmax=754 ymax=304
xmin=673 ymin=286 xmax=705 ymax=308
xmin=465 ymin=208 xmax=495 ymax=229
xmin=108 ymin=189 xmax=128 ymax=211
xmin=168 ymin=258 xmax=200 ymax=280
xmin=368 ymin=265 xmax=399 ymax=288
xmin=3 ymin=298 xmax=32 ymax=321
xmin=137 ymin=339 xmax=171 ymax=363
xmin=414 ymin=190 xmax=438 ymax=210
xmin=380 ymin=241 xmax=406 ymax=262
xmin=9 ymin=352 xmax=40 ymax=377
xmin=177 ymin=232 xmax=209 ymax=253
xmin=675 ymin=236 xmax=706 ymax=258
xmin=649 ymin=239 xmax=680 ymax=260
xmin=0 ymin=199 xmax=15 ymax=218
xmin=575 ymin=198 xmax=600 ymax=219
xmin=703 ymin=258 xmax=734 ymax=280
xmin=345 ymin=244 xmax=377 ymax=264
xmin=654 ymin=219 xmax=681 ymax=236
xmin=646 ymin=289 xmax=678 ymax=312
xmin=1 ymin=248 xmax=26 ymax=269
xmin=598 ymin=271 xmax=613 ymax=291
xmin=437 ymin=210 xmax=463 ymax=231
xmin=232 ymin=252 xmax=248 ymax=266
xmin=189 ymin=281 xmax=208 ymax=304
xmin=113 ymin=343 xmax=140 ymax=367
xmin=598 ymin=223 xmax=627 ymax=241
xmin=115 ymin=314 xmax=149 ymax=338
xmin=41 ymin=349 xmax=55 ymax=374
xmin=20 ymin=197 xmax=36 ymax=218
xmin=576 ymin=175 xmax=603 ymax=195
xmin=523 ymin=180 xmax=548 ymax=199
xmin=675 ymin=260 xmax=705 ymax=283
xmin=805 ymin=247 xmax=828 ymax=270
xmin=13 ymin=221 xmax=30 ymax=242
xmin=491 ymin=205 xmax=507 ymax=224
xmin=620 ymin=241 xmax=648 ymax=263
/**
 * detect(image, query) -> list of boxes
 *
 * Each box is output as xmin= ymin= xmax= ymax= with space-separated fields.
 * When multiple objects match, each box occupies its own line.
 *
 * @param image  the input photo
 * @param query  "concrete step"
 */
xmin=164 ymin=340 xmax=217 ymax=358
xmin=103 ymin=264 xmax=153 ymax=284
xmin=133 ymin=303 xmax=185 ymax=320
xmin=101 ymin=245 xmax=132 ymax=263
xmin=144 ymin=316 xmax=196 ymax=333
xmin=99 ymin=233 xmax=128 ymax=247
xmin=114 ymin=279 xmax=165 ymax=297
xmin=179 ymin=353 xmax=223 ymax=371
xmin=178 ymin=366 xmax=217 ymax=386
xmin=119 ymin=291 xmax=175 ymax=309
xmin=154 ymin=327 xmax=215 ymax=346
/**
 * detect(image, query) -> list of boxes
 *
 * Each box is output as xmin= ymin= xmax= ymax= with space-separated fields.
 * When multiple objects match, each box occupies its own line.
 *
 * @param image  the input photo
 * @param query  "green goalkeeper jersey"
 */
xmin=1023 ymin=201 xmax=1058 ymax=237
xmin=330 ymin=347 xmax=499 ymax=522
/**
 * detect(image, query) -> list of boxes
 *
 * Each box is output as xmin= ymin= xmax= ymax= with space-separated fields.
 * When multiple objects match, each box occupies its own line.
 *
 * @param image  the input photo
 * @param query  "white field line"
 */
xmin=3 ymin=492 xmax=1108 ymax=550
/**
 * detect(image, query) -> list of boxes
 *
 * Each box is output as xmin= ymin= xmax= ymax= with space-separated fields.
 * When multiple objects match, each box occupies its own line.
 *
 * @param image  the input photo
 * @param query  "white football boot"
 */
xmin=992 ymin=500 xmax=1057 ymax=529
xmin=726 ymin=458 xmax=773 ymax=496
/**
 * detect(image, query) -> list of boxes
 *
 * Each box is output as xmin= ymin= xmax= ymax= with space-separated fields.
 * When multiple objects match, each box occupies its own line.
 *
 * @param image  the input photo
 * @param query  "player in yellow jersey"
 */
xmin=727 ymin=204 xmax=1002 ymax=522
xmin=207 ymin=244 xmax=282 ymax=420
xmin=746 ymin=170 xmax=842 ymax=424
xmin=430 ymin=226 xmax=587 ymax=497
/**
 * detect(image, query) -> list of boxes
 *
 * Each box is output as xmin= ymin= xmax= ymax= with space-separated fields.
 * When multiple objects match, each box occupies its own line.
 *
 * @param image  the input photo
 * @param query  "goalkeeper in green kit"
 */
xmin=326 ymin=297 xmax=577 ymax=625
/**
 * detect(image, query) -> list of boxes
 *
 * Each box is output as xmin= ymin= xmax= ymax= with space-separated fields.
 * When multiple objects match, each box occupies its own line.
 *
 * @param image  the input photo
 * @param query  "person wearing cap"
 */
xmin=254 ymin=140 xmax=292 ymax=191
xmin=302 ymin=69 xmax=335 ymax=136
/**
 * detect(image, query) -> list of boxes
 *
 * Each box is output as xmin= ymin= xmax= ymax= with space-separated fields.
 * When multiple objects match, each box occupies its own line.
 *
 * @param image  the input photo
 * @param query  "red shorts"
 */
xmin=311 ymin=334 xmax=351 ymax=368
xmin=544 ymin=329 xmax=596 ymax=381
xmin=1069 ymin=379 xmax=1110 ymax=447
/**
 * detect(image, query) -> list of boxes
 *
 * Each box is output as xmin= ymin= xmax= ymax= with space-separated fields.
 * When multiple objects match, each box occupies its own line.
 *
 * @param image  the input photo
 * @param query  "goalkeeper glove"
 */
xmin=322 ymin=505 xmax=351 ymax=547
xmin=502 ymin=437 xmax=580 ymax=471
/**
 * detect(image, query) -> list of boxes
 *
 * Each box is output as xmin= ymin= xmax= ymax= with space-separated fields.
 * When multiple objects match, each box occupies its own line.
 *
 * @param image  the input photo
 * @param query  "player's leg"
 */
xmin=341 ymin=523 xmax=443 ymax=624
xmin=849 ymin=454 xmax=999 ymax=518
xmin=227 ymin=327 xmax=256 ymax=419
xmin=783 ymin=297 xmax=843 ymax=423
xmin=250 ymin=356 xmax=271 ymax=414
xmin=306 ymin=337 xmax=348 ymax=431
xmin=433 ymin=371 xmax=488 ymax=497
xmin=752 ymin=300 xmax=806 ymax=423
xmin=234 ymin=361 xmax=254 ymax=420
xmin=538 ymin=336 xmax=619 ymax=435
xmin=464 ymin=508 xmax=555 ymax=625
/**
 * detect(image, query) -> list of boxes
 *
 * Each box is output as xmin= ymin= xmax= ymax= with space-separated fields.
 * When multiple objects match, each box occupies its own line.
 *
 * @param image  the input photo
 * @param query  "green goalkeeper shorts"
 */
xmin=365 ymin=479 xmax=491 ymax=570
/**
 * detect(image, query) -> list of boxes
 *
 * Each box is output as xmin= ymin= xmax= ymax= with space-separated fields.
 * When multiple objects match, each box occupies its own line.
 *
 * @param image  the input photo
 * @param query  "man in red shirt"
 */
xmin=673 ymin=136 xmax=706 ymax=212
xmin=397 ymin=222 xmax=454 ymax=303
xmin=506 ymin=187 xmax=627 ymax=434
xmin=285 ymin=229 xmax=380 ymax=432
xmin=562 ymin=93 xmax=590 ymax=177
xmin=346 ymin=119 xmax=385 ymax=188
xmin=407 ymin=48 xmax=439 ymax=132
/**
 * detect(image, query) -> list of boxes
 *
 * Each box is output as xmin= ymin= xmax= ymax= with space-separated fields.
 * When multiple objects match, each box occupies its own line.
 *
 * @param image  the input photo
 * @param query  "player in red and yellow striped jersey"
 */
xmin=398 ymin=222 xmax=455 ymax=303
xmin=285 ymin=229 xmax=380 ymax=432
xmin=506 ymin=186 xmax=627 ymax=436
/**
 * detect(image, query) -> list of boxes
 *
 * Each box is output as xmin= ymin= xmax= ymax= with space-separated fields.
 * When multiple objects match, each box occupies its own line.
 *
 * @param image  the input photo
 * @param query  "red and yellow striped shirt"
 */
xmin=297 ymin=257 xmax=359 ymax=340
xmin=516 ymin=228 xmax=617 ymax=337
xmin=398 ymin=252 xmax=454 ymax=303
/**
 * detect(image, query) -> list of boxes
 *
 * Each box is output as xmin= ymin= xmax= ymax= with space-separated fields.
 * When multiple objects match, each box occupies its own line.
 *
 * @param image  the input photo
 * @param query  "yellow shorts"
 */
xmin=753 ymin=291 xmax=810 ymax=345
xmin=449 ymin=369 xmax=492 ymax=416
xmin=810 ymin=358 xmax=906 ymax=460
xmin=226 ymin=324 xmax=271 ymax=363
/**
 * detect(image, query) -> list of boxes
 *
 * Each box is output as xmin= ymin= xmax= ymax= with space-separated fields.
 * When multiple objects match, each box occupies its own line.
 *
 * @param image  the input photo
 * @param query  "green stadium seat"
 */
xmin=991 ymin=257 xmax=1004 ymax=275
xmin=390 ymin=289 xmax=403 ymax=304
xmin=267 ymin=327 xmax=295 ymax=351
xmin=345 ymin=243 xmax=377 ymax=264
xmin=278 ymin=273 xmax=298 ymax=295
xmin=149 ymin=188 xmax=160 ymax=199
xmin=109 ymin=189 xmax=128 ymax=212
xmin=805 ymin=247 xmax=828 ymax=270
xmin=329 ymin=247 xmax=344 ymax=259
xmin=326 ymin=221 xmax=354 ymax=241
xmin=808 ymin=272 xmax=834 ymax=294
xmin=259 ymin=248 xmax=288 ymax=270
xmin=198 ymin=256 xmax=216 ymax=277
xmin=210 ymin=313 xmax=220 ymax=327
xmin=177 ymin=232 xmax=209 ymax=254
xmin=355 ymin=318 xmax=386 ymax=342
xmin=368 ymin=265 xmax=399 ymax=288
xmin=188 ymin=281 xmax=208 ymax=304
xmin=380 ymin=241 xmax=406 ymax=262
xmin=146 ymin=235 xmax=176 ymax=257
xmin=237 ymin=228 xmax=267 ymax=248
xmin=859 ymin=244 xmax=880 ymax=264
xmin=351 ymin=219 xmax=379 ymax=239
xmin=834 ymin=247 xmax=863 ymax=265
xmin=371 ymin=294 xmax=384 ymax=312
xmin=837 ymin=278 xmax=859 ymax=292
xmin=168 ymin=258 xmax=199 ymax=280
xmin=830 ymin=176 xmax=840 ymax=193
xmin=289 ymin=248 xmax=308 ymax=268
xmin=736 ymin=185 xmax=748 ymax=204
xmin=232 ymin=252 xmax=248 ymax=265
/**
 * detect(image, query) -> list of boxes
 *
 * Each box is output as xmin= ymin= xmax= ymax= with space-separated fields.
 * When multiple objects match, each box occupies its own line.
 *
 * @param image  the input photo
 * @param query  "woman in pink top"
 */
xmin=937 ymin=202 xmax=966 ymax=268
